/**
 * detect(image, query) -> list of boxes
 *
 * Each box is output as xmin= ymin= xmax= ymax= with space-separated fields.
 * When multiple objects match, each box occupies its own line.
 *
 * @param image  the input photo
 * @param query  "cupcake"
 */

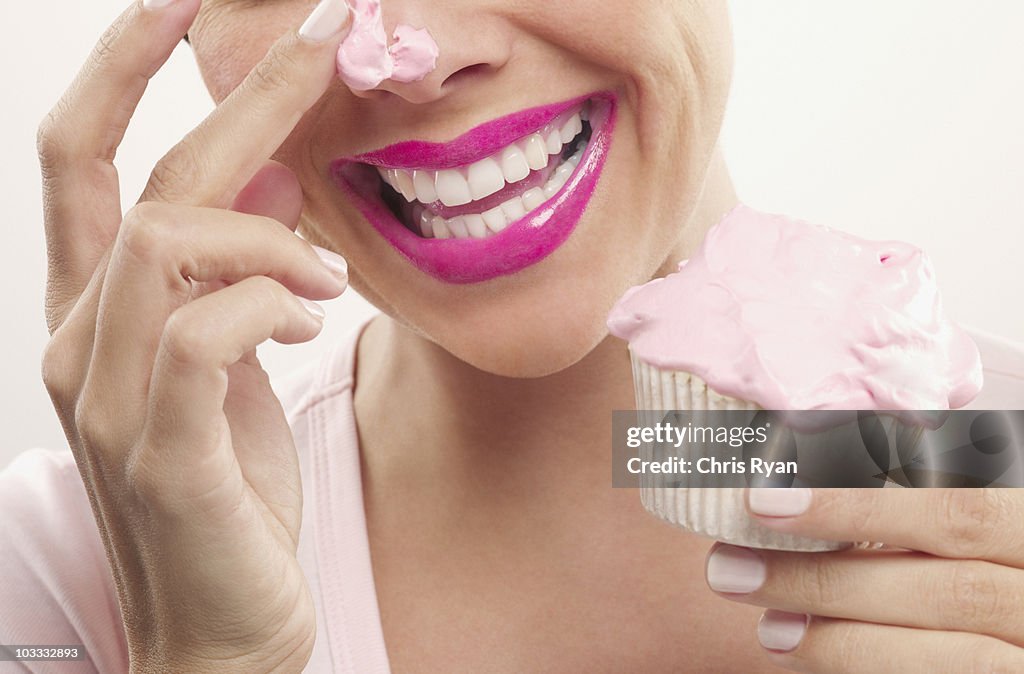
xmin=607 ymin=205 xmax=983 ymax=551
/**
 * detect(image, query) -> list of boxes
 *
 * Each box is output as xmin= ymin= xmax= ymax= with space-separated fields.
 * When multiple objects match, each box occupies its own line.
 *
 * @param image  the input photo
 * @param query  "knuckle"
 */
xmin=160 ymin=308 xmax=211 ymax=367
xmin=251 ymin=47 xmax=300 ymax=97
xmin=937 ymin=490 xmax=1002 ymax=557
xmin=124 ymin=450 xmax=164 ymax=505
xmin=120 ymin=203 xmax=169 ymax=262
xmin=73 ymin=391 xmax=117 ymax=451
xmin=251 ymin=274 xmax=289 ymax=301
xmin=146 ymin=144 xmax=201 ymax=202
xmin=92 ymin=15 xmax=125 ymax=65
xmin=943 ymin=561 xmax=1002 ymax=630
xmin=782 ymin=557 xmax=843 ymax=609
xmin=806 ymin=559 xmax=844 ymax=608
xmin=41 ymin=330 xmax=81 ymax=408
xmin=239 ymin=275 xmax=290 ymax=313
xmin=36 ymin=103 xmax=74 ymax=175
xmin=819 ymin=489 xmax=879 ymax=539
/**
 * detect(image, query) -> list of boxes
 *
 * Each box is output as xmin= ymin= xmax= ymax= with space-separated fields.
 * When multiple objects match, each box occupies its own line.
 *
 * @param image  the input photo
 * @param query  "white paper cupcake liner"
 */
xmin=630 ymin=353 xmax=849 ymax=552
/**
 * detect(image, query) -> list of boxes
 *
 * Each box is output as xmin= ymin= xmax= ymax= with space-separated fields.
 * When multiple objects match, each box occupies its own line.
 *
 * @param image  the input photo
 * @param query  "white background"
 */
xmin=2 ymin=1 xmax=1022 ymax=468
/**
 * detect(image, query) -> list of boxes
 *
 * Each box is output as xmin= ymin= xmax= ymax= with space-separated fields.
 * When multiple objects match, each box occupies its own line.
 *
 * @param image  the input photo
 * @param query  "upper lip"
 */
xmin=341 ymin=93 xmax=595 ymax=171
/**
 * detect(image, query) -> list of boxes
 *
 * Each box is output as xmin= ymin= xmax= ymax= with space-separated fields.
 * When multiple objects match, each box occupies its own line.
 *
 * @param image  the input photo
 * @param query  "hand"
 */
xmin=37 ymin=0 xmax=350 ymax=670
xmin=704 ymin=488 xmax=1024 ymax=673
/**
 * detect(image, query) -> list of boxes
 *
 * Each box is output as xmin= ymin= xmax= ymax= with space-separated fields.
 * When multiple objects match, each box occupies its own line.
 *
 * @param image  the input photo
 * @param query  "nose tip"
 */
xmin=335 ymin=2 xmax=442 ymax=102
xmin=335 ymin=1 xmax=509 ymax=104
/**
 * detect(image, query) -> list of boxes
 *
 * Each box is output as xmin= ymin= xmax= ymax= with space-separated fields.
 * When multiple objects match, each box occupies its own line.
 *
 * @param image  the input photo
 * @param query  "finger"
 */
xmin=706 ymin=544 xmax=1024 ymax=648
xmin=231 ymin=161 xmax=305 ymax=230
xmin=39 ymin=0 xmax=201 ymax=327
xmin=140 ymin=0 xmax=351 ymax=207
xmin=85 ymin=202 xmax=346 ymax=418
xmin=746 ymin=488 xmax=1024 ymax=567
xmin=135 ymin=276 xmax=324 ymax=502
xmin=759 ymin=612 xmax=1024 ymax=673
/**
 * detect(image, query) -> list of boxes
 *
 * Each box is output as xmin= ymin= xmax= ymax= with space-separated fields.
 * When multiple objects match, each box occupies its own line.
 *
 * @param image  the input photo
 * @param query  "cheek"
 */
xmin=190 ymin=2 xmax=314 ymax=102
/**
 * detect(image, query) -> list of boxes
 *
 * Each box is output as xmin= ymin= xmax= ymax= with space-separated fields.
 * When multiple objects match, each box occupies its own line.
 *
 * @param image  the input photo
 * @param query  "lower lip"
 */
xmin=331 ymin=94 xmax=617 ymax=284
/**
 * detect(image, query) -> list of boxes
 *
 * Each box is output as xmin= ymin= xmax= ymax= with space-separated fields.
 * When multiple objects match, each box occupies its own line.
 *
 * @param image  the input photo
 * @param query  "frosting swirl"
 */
xmin=607 ymin=205 xmax=983 ymax=410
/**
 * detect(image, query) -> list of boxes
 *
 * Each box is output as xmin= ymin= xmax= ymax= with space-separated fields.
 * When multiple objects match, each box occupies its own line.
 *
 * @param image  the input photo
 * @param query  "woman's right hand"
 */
xmin=37 ymin=1 xmax=351 ymax=670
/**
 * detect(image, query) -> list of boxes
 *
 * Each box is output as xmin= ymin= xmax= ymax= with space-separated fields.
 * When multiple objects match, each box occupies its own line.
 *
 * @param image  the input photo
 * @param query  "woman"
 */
xmin=3 ymin=0 xmax=1023 ymax=671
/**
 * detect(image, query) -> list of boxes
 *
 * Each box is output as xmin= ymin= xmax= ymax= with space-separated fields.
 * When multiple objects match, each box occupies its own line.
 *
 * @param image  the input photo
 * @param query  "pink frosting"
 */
xmin=607 ymin=205 xmax=983 ymax=410
xmin=336 ymin=0 xmax=439 ymax=91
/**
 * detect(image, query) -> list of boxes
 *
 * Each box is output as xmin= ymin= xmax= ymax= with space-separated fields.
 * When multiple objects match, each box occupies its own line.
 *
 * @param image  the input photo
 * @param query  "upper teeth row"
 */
xmin=376 ymin=111 xmax=584 ymax=208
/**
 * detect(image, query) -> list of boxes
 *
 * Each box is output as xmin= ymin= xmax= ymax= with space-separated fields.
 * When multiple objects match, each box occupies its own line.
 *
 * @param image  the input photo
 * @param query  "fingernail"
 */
xmin=299 ymin=0 xmax=351 ymax=43
xmin=313 ymin=246 xmax=348 ymax=278
xmin=300 ymin=298 xmax=326 ymax=321
xmin=142 ymin=0 xmax=176 ymax=9
xmin=748 ymin=487 xmax=812 ymax=517
xmin=758 ymin=610 xmax=808 ymax=652
xmin=706 ymin=545 xmax=766 ymax=594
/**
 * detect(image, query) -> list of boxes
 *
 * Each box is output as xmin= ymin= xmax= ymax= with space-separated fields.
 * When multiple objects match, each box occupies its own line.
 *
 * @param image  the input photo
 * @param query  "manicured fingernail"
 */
xmin=313 ymin=246 xmax=348 ymax=278
xmin=300 ymin=298 xmax=326 ymax=320
xmin=748 ymin=487 xmax=812 ymax=517
xmin=706 ymin=545 xmax=766 ymax=594
xmin=299 ymin=0 xmax=351 ymax=43
xmin=143 ymin=0 xmax=176 ymax=9
xmin=758 ymin=610 xmax=808 ymax=652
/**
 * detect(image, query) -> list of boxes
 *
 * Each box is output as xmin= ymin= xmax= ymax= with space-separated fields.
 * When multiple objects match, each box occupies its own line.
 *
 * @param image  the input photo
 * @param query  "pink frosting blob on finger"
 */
xmin=336 ymin=0 xmax=439 ymax=91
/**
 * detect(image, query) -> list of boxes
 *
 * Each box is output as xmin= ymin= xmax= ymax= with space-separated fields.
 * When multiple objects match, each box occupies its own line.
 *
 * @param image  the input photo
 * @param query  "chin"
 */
xmin=434 ymin=300 xmax=613 ymax=378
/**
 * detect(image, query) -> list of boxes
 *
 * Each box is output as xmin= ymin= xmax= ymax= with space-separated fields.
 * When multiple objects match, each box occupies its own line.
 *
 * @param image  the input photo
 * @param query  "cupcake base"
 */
xmin=631 ymin=355 xmax=849 ymax=552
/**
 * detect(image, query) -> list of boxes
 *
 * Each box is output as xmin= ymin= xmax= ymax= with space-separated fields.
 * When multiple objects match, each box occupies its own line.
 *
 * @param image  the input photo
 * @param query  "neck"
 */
xmin=355 ymin=150 xmax=737 ymax=490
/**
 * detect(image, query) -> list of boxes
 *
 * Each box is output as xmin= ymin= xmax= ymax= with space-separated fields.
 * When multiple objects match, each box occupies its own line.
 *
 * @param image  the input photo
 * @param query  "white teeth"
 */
xmin=500 ymin=145 xmax=531 ymax=183
xmin=544 ymin=162 xmax=574 ymax=198
xmin=431 ymin=216 xmax=452 ymax=239
xmin=413 ymin=170 xmax=438 ymax=203
xmin=419 ymin=209 xmax=434 ymax=238
xmin=416 ymin=149 xmax=583 ymax=240
xmin=481 ymin=206 xmax=508 ymax=233
xmin=500 ymin=196 xmax=527 ymax=222
xmin=394 ymin=170 xmax=417 ymax=202
xmin=522 ymin=187 xmax=546 ymax=211
xmin=560 ymin=113 xmax=582 ymax=143
xmin=545 ymin=130 xmax=563 ymax=155
xmin=524 ymin=134 xmax=549 ymax=170
xmin=466 ymin=157 xmax=505 ymax=201
xmin=379 ymin=105 xmax=593 ymax=240
xmin=447 ymin=216 xmax=469 ymax=238
xmin=464 ymin=214 xmax=488 ymax=239
xmin=434 ymin=169 xmax=472 ymax=207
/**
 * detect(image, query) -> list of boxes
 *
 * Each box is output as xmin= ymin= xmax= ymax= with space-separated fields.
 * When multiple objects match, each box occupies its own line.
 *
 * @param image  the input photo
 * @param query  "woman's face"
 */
xmin=189 ymin=0 xmax=733 ymax=377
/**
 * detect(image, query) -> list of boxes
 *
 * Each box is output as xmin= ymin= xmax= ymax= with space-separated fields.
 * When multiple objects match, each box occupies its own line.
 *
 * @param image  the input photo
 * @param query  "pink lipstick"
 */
xmin=331 ymin=92 xmax=617 ymax=284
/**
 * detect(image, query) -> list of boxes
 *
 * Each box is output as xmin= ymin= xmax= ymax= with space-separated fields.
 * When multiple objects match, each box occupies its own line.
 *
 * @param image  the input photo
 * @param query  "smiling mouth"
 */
xmin=376 ymin=105 xmax=592 ymax=239
xmin=330 ymin=92 xmax=617 ymax=283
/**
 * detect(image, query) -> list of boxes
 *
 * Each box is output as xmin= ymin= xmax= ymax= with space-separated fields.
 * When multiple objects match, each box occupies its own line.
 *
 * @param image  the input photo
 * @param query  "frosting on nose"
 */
xmin=336 ymin=0 xmax=439 ymax=91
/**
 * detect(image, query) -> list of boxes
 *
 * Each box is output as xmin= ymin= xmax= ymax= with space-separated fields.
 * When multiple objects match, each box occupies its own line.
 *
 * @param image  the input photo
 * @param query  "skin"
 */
xmin=36 ymin=0 xmax=1024 ymax=672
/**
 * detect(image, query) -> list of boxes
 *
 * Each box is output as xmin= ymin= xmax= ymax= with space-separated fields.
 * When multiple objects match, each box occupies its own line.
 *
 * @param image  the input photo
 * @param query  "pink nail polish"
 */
xmin=758 ymin=610 xmax=808 ymax=652
xmin=748 ymin=487 xmax=812 ymax=517
xmin=299 ymin=0 xmax=351 ymax=43
xmin=706 ymin=545 xmax=766 ymax=594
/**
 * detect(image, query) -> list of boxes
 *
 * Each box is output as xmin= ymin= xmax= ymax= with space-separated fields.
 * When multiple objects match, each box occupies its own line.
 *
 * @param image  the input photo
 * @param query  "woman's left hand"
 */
xmin=705 ymin=488 xmax=1024 ymax=673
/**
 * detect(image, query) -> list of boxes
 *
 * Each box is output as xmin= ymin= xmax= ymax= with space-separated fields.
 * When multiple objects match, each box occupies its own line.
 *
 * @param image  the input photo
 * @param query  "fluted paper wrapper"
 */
xmin=630 ymin=354 xmax=848 ymax=552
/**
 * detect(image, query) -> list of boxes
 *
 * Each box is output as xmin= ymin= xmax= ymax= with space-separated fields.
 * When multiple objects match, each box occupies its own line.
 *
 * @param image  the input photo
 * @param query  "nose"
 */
xmin=343 ymin=1 xmax=509 ymax=104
